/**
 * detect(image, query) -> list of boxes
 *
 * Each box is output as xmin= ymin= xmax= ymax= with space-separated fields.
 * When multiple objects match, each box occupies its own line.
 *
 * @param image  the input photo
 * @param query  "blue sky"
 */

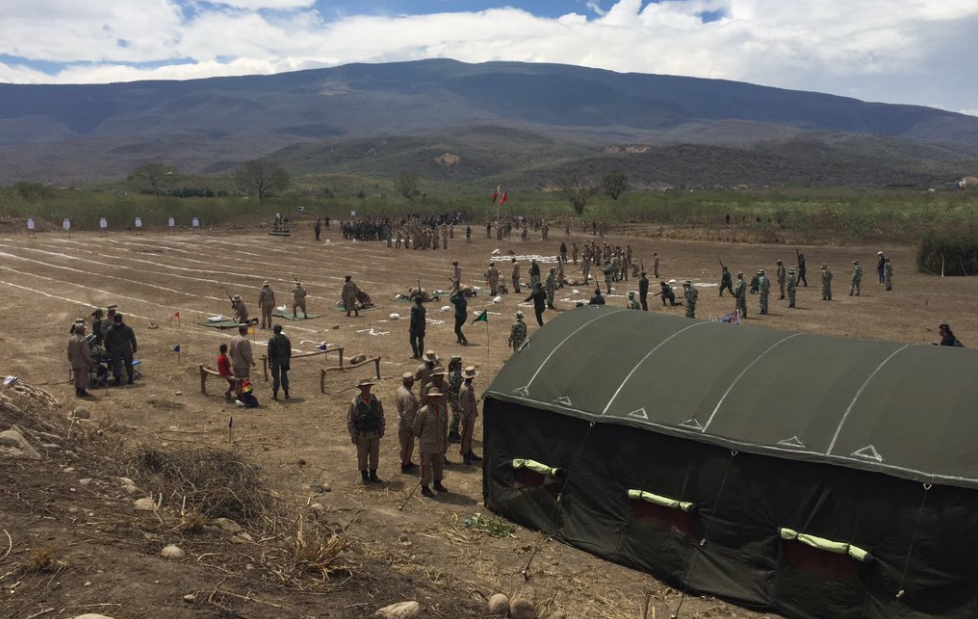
xmin=0 ymin=0 xmax=975 ymax=115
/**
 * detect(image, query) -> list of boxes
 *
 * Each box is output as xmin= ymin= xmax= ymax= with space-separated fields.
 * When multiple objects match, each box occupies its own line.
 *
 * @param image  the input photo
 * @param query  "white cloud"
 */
xmin=0 ymin=0 xmax=976 ymax=112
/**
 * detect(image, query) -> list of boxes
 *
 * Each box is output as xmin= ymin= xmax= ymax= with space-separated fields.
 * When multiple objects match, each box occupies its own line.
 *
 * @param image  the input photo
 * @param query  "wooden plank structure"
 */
xmin=320 ymin=356 xmax=382 ymax=393
xmin=268 ymin=222 xmax=292 ymax=237
xmin=259 ymin=347 xmax=345 ymax=382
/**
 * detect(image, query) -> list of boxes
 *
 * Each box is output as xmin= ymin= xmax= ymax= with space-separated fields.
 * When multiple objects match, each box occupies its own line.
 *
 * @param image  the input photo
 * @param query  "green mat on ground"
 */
xmin=392 ymin=296 xmax=440 ymax=303
xmin=273 ymin=310 xmax=321 ymax=321
xmin=199 ymin=319 xmax=242 ymax=329
xmin=332 ymin=303 xmax=378 ymax=312
xmin=435 ymin=289 xmax=483 ymax=296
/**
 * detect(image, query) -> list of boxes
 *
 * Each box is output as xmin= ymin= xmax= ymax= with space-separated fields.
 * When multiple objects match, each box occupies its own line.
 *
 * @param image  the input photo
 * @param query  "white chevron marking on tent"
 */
xmin=851 ymin=444 xmax=884 ymax=462
xmin=513 ymin=386 xmax=530 ymax=397
xmin=778 ymin=436 xmax=807 ymax=449
xmin=680 ymin=418 xmax=704 ymax=430
xmin=553 ymin=396 xmax=573 ymax=407
xmin=628 ymin=408 xmax=649 ymax=420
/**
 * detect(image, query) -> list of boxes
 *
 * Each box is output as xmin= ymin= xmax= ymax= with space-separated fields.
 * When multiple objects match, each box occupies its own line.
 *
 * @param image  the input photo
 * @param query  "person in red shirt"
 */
xmin=217 ymin=344 xmax=235 ymax=401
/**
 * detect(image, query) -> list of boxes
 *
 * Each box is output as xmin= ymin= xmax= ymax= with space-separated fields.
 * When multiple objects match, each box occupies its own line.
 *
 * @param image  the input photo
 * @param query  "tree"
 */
xmin=131 ymin=163 xmax=177 ymax=199
xmin=557 ymin=174 xmax=601 ymax=214
xmin=14 ymin=181 xmax=52 ymax=202
xmin=394 ymin=172 xmax=422 ymax=202
xmin=602 ymin=169 xmax=629 ymax=201
xmin=234 ymin=160 xmax=290 ymax=203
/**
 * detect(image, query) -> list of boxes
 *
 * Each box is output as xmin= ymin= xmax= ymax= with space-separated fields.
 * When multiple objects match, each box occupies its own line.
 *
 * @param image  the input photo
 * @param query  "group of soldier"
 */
xmin=67 ymin=304 xmax=139 ymax=397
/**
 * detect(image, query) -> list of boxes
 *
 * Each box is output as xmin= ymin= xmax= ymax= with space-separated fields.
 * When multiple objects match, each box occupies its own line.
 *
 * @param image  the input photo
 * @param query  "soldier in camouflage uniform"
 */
xmin=603 ymin=260 xmax=614 ymax=294
xmin=508 ymin=311 xmax=527 ymax=351
xmin=734 ymin=272 xmax=748 ymax=318
xmin=849 ymin=260 xmax=862 ymax=296
xmin=447 ymin=356 xmax=463 ymax=443
xmin=787 ymin=269 xmax=797 ymax=308
xmin=627 ymin=291 xmax=641 ymax=310
xmin=883 ymin=258 xmax=893 ymax=291
xmin=821 ymin=264 xmax=833 ymax=300
xmin=682 ymin=281 xmax=698 ymax=319
xmin=758 ymin=269 xmax=771 ymax=315
xmin=545 ymin=268 xmax=558 ymax=309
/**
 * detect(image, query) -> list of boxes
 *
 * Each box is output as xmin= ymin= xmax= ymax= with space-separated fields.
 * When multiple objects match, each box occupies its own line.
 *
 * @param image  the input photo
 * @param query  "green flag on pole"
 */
xmin=474 ymin=310 xmax=488 ymax=323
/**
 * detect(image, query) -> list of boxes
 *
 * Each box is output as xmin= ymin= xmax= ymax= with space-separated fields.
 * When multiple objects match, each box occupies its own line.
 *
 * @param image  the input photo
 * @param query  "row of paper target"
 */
xmin=28 ymin=217 xmax=203 ymax=230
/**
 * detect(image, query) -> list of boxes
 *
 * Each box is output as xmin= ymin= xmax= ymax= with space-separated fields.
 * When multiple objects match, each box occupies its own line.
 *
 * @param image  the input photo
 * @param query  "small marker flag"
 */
xmin=173 ymin=311 xmax=180 ymax=319
xmin=173 ymin=345 xmax=181 ymax=353
xmin=474 ymin=310 xmax=488 ymax=323
xmin=317 ymin=342 xmax=329 ymax=351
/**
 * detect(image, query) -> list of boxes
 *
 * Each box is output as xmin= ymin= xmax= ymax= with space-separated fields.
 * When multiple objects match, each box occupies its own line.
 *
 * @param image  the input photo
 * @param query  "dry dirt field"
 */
xmin=0 ymin=222 xmax=973 ymax=619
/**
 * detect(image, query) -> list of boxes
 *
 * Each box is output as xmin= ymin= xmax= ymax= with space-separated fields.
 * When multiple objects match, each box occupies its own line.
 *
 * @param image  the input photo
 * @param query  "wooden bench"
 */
xmin=320 ymin=357 xmax=382 ymax=393
xmin=199 ymin=365 xmax=233 ymax=395
xmin=258 ymin=347 xmax=345 ymax=382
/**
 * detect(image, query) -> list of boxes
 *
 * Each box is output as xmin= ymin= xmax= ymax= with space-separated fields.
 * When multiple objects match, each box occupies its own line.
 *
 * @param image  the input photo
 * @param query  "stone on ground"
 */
xmin=161 ymin=545 xmax=185 ymax=559
xmin=510 ymin=598 xmax=536 ymax=619
xmin=374 ymin=601 xmax=421 ymax=619
xmin=488 ymin=593 xmax=509 ymax=615
xmin=0 ymin=429 xmax=41 ymax=460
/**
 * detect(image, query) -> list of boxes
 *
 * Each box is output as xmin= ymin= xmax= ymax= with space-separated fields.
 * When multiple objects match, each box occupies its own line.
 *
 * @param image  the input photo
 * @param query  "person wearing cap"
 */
xmin=511 ymin=258 xmax=521 ymax=294
xmin=396 ymin=372 xmax=419 ymax=473
xmin=797 ymin=252 xmax=808 ymax=287
xmin=545 ymin=267 xmax=558 ymax=309
xmin=849 ymin=260 xmax=862 ymax=297
xmin=67 ymin=321 xmax=93 ymax=398
xmin=524 ymin=282 xmax=547 ymax=327
xmin=267 ymin=324 xmax=292 ymax=400
xmin=231 ymin=294 xmax=249 ymax=324
xmin=682 ymin=281 xmax=698 ymax=319
xmin=100 ymin=304 xmax=118 ymax=337
xmin=104 ymin=313 xmax=137 ymax=386
xmin=758 ymin=269 xmax=771 ymax=315
xmin=572 ymin=242 xmax=579 ymax=265
xmin=293 ymin=281 xmax=308 ymax=319
xmin=529 ymin=258 xmax=541 ymax=289
xmin=409 ymin=299 xmax=426 ymax=359
xmin=91 ymin=308 xmax=105 ymax=345
xmin=776 ymin=260 xmax=787 ymax=300
xmin=342 ymin=275 xmax=360 ymax=317
xmin=938 ymin=323 xmax=964 ymax=347
xmin=787 ymin=269 xmax=797 ymax=308
xmin=883 ymin=257 xmax=893 ymax=291
xmin=451 ymin=261 xmax=462 ymax=291
xmin=660 ymin=281 xmax=679 ymax=307
xmin=415 ymin=350 xmax=438 ymax=395
xmin=601 ymin=259 xmax=615 ymax=295
xmin=636 ymin=271 xmax=649 ymax=311
xmin=450 ymin=288 xmax=469 ymax=346
xmin=876 ymin=251 xmax=886 ymax=284
xmin=509 ymin=311 xmax=527 ymax=351
xmin=719 ymin=266 xmax=733 ymax=298
xmin=734 ymin=271 xmax=748 ymax=318
xmin=229 ymin=325 xmax=255 ymax=397
xmin=258 ymin=281 xmax=276 ymax=329
xmin=581 ymin=249 xmax=591 ymax=283
xmin=821 ymin=264 xmax=833 ymax=301
xmin=347 ymin=378 xmax=386 ymax=485
xmin=626 ymin=291 xmax=641 ymax=310
xmin=420 ymin=365 xmax=447 ymax=410
xmin=459 ymin=366 xmax=482 ymax=465
xmin=447 ymin=356 xmax=464 ymax=443
xmin=484 ymin=262 xmax=500 ymax=296
xmin=589 ymin=287 xmax=606 ymax=306
xmin=412 ymin=386 xmax=449 ymax=497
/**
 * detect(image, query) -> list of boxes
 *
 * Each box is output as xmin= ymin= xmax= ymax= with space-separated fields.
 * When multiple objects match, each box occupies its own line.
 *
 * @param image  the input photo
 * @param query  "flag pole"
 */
xmin=486 ymin=316 xmax=490 ymax=366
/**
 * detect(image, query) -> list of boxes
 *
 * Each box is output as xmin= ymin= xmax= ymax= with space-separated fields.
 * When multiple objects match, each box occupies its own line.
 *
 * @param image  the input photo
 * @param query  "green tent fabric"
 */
xmin=482 ymin=308 xmax=978 ymax=619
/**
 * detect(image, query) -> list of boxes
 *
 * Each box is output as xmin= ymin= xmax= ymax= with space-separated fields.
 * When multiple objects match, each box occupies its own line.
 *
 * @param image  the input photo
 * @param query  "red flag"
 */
xmin=173 ymin=311 xmax=180 ymax=319
xmin=498 ymin=191 xmax=508 ymax=206
xmin=490 ymin=186 xmax=499 ymax=204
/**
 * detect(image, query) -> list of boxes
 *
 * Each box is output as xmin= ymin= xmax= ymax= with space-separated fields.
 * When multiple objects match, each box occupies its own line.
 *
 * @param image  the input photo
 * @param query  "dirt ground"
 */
xmin=0 ymin=222 xmax=971 ymax=619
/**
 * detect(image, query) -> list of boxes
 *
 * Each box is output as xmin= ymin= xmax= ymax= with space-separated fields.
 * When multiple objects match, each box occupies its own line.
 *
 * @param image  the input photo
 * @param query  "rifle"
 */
xmin=718 ymin=257 xmax=726 ymax=270
xmin=226 ymin=291 xmax=235 ymax=310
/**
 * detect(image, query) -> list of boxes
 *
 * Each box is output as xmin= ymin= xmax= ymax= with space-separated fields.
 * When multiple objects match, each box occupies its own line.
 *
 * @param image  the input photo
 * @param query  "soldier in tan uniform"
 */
xmin=347 ymin=378 xmax=386 ymax=485
xmin=258 ymin=281 xmax=276 ymax=329
xmin=459 ymin=366 xmax=482 ymax=465
xmin=485 ymin=262 xmax=500 ymax=295
xmin=451 ymin=261 xmax=462 ymax=291
xmin=414 ymin=350 xmax=439 ymax=397
xmin=292 ymin=281 xmax=308 ymax=318
xmin=231 ymin=295 xmax=249 ymax=324
xmin=101 ymin=304 xmax=118 ymax=337
xmin=67 ymin=321 xmax=93 ymax=398
xmin=412 ymin=387 xmax=449 ymax=497
xmin=229 ymin=325 xmax=255 ymax=397
xmin=396 ymin=372 xmax=419 ymax=473
xmin=511 ymin=258 xmax=521 ymax=293
xmin=341 ymin=275 xmax=359 ymax=317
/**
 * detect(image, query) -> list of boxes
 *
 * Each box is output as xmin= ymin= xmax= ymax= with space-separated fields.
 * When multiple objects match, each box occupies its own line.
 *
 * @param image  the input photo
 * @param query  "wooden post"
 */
xmin=320 ymin=368 xmax=326 ymax=394
xmin=374 ymin=357 xmax=381 ymax=380
xmin=261 ymin=356 xmax=269 ymax=382
xmin=199 ymin=364 xmax=207 ymax=394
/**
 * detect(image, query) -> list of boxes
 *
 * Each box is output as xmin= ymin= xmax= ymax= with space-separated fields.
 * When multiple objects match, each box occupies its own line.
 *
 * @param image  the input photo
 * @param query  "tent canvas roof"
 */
xmin=486 ymin=308 xmax=978 ymax=489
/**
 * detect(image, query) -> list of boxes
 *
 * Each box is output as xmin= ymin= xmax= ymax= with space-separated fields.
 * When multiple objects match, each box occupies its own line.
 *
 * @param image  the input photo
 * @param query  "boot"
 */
xmin=448 ymin=431 xmax=462 ymax=443
xmin=127 ymin=377 xmax=134 ymax=385
xmin=360 ymin=470 xmax=370 ymax=485
xmin=272 ymin=391 xmax=278 ymax=401
xmin=463 ymin=454 xmax=473 ymax=466
xmin=468 ymin=452 xmax=483 ymax=463
xmin=113 ymin=378 xmax=122 ymax=387
xmin=401 ymin=463 xmax=415 ymax=473
xmin=284 ymin=389 xmax=290 ymax=400
xmin=369 ymin=469 xmax=381 ymax=483
xmin=421 ymin=486 xmax=435 ymax=498
xmin=433 ymin=480 xmax=448 ymax=493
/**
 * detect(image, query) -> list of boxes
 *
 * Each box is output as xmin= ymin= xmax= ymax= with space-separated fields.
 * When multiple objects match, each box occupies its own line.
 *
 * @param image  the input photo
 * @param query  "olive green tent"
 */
xmin=483 ymin=308 xmax=978 ymax=619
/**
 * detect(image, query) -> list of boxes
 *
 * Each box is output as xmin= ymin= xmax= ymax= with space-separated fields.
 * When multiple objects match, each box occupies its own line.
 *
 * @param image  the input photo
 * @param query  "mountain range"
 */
xmin=0 ymin=59 xmax=976 ymax=188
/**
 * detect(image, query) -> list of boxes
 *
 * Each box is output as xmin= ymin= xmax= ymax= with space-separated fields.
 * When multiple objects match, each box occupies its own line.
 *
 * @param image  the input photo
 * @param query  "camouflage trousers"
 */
xmin=685 ymin=303 xmax=696 ymax=319
xmin=759 ymin=293 xmax=769 ymax=314
xmin=822 ymin=283 xmax=832 ymax=300
xmin=737 ymin=298 xmax=747 ymax=318
xmin=788 ymin=289 xmax=796 ymax=307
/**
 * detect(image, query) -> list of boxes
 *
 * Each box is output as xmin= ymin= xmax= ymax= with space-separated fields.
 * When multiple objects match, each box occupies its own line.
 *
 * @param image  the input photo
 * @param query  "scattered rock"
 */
xmin=183 ymin=594 xmax=196 ymax=603
xmin=175 ymin=391 xmax=182 ymax=396
xmin=510 ymin=598 xmax=536 ymax=619
xmin=121 ymin=483 xmax=139 ymax=495
xmin=161 ymin=545 xmax=185 ymax=559
xmin=134 ymin=497 xmax=155 ymax=511
xmin=389 ymin=313 xmax=401 ymax=320
xmin=374 ymin=601 xmax=421 ymax=619
xmin=61 ymin=466 xmax=76 ymax=474
xmin=310 ymin=503 xmax=325 ymax=513
xmin=332 ymin=324 xmax=340 ymax=330
xmin=550 ymin=611 xmax=567 ymax=619
xmin=0 ymin=429 xmax=41 ymax=460
xmin=231 ymin=532 xmax=254 ymax=544
xmin=71 ymin=406 xmax=91 ymax=420
xmin=488 ymin=593 xmax=509 ymax=615
xmin=72 ymin=615 xmax=121 ymax=619
xmin=79 ymin=478 xmax=92 ymax=486
xmin=212 ymin=517 xmax=242 ymax=533
xmin=118 ymin=477 xmax=135 ymax=486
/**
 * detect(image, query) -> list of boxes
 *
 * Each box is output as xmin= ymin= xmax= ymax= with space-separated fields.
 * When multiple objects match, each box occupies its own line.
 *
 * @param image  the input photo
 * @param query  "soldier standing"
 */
xmin=68 ymin=322 xmax=92 ymax=398
xmin=485 ymin=262 xmax=500 ymax=295
xmin=850 ymin=260 xmax=862 ymax=296
xmin=451 ymin=261 xmax=462 ymax=291
xmin=719 ymin=266 xmax=734 ymax=296
xmin=259 ymin=281 xmax=276 ymax=329
xmin=758 ymin=269 xmax=771 ymax=315
xmin=415 ymin=350 xmax=439 ymax=396
xmin=413 ymin=387 xmax=449 ymax=497
xmin=627 ymin=291 xmax=641 ymax=310
xmin=876 ymin=251 xmax=886 ymax=284
xmin=292 ymin=281 xmax=308 ymax=318
xmin=450 ymin=289 xmax=469 ymax=345
xmin=734 ymin=271 xmax=748 ymax=318
xmin=104 ymin=313 xmax=137 ymax=386
xmin=545 ymin=268 xmax=558 ymax=309
xmin=560 ymin=241 xmax=568 ymax=263
xmin=572 ymin=242 xmax=579 ymax=264
xmin=529 ymin=259 xmax=541 ymax=288
xmin=581 ymin=252 xmax=591 ymax=283
xmin=409 ymin=299 xmax=426 ymax=359
xmin=776 ymin=260 xmax=787 ymax=300
xmin=797 ymin=252 xmax=808 ymax=286
xmin=509 ymin=311 xmax=527 ymax=351
xmin=653 ymin=252 xmax=660 ymax=278
xmin=603 ymin=260 xmax=614 ymax=294
xmin=511 ymin=258 xmax=521 ymax=293
xmin=347 ymin=378 xmax=386 ymax=485
xmin=821 ymin=264 xmax=833 ymax=300
xmin=638 ymin=271 xmax=650 ymax=311
xmin=459 ymin=367 xmax=482 ymax=465
xmin=787 ymin=269 xmax=797 ymax=308
xmin=231 ymin=295 xmax=249 ymax=324
xmin=884 ymin=257 xmax=893 ymax=291
xmin=683 ymin=281 xmax=698 ymax=318
xmin=91 ymin=308 xmax=105 ymax=345
xmin=397 ymin=372 xmax=419 ymax=473
xmin=447 ymin=356 xmax=463 ymax=443
xmin=314 ymin=217 xmax=322 ymax=241
xmin=525 ymin=283 xmax=547 ymax=327
xmin=229 ymin=325 xmax=255 ymax=397
xmin=267 ymin=325 xmax=291 ymax=400
xmin=342 ymin=275 xmax=359 ymax=316
xmin=101 ymin=304 xmax=118 ymax=337
xmin=466 ymin=225 xmax=472 ymax=243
